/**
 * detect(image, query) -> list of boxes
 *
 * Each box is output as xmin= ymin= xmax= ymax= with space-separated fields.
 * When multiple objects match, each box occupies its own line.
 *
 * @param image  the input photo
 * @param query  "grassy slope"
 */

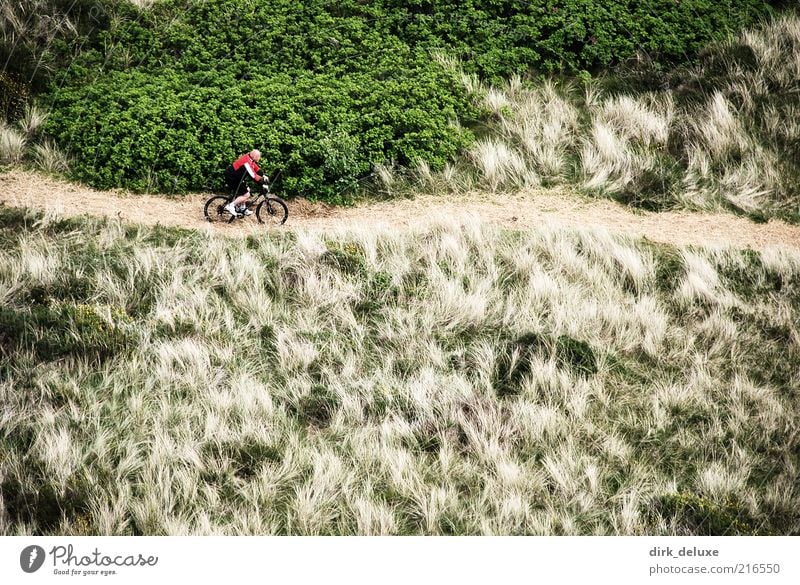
xmin=399 ymin=15 xmax=800 ymax=224
xmin=0 ymin=207 xmax=798 ymax=535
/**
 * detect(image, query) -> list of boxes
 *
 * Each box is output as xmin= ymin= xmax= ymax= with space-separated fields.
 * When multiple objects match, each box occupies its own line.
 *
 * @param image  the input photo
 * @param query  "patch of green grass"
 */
xmin=642 ymin=239 xmax=686 ymax=295
xmin=615 ymin=157 xmax=683 ymax=212
xmin=653 ymin=492 xmax=766 ymax=536
xmin=320 ymin=241 xmax=368 ymax=278
xmin=356 ymin=270 xmax=398 ymax=318
xmin=494 ymin=332 xmax=597 ymax=397
xmin=152 ymin=318 xmax=200 ymax=340
xmin=717 ymin=249 xmax=788 ymax=300
xmin=0 ymin=302 xmax=136 ymax=362
xmin=295 ymin=385 xmax=340 ymax=428
xmin=0 ymin=205 xmax=35 ymax=234
xmin=23 ymin=273 xmax=94 ymax=305
xmin=0 ymin=466 xmax=91 ymax=533
xmin=556 ymin=335 xmax=598 ymax=378
xmin=201 ymin=440 xmax=283 ymax=481
xmin=138 ymin=223 xmax=202 ymax=248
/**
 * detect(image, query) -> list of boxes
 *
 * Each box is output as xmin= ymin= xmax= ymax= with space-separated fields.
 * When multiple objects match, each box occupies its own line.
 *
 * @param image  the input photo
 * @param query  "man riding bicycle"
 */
xmin=224 ymin=149 xmax=267 ymax=217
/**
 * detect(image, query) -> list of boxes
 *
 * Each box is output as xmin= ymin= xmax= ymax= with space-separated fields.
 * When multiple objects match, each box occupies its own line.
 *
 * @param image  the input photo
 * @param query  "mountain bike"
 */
xmin=203 ymin=180 xmax=288 ymax=225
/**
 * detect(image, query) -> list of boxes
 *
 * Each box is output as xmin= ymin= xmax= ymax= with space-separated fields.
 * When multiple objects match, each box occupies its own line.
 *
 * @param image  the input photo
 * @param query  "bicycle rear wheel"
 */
xmin=256 ymin=197 xmax=288 ymax=225
xmin=204 ymin=196 xmax=235 ymax=223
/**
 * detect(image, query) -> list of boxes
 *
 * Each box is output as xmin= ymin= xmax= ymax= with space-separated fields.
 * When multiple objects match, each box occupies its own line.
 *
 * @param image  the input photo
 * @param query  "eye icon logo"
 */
xmin=20 ymin=546 xmax=46 ymax=573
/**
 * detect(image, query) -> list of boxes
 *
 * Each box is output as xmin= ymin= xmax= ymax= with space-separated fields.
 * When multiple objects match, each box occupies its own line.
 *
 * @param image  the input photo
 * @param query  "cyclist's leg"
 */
xmin=231 ymin=185 xmax=251 ymax=208
xmin=224 ymin=169 xmax=250 ymax=212
xmin=223 ymin=166 xmax=239 ymax=194
xmin=223 ymin=174 xmax=246 ymax=215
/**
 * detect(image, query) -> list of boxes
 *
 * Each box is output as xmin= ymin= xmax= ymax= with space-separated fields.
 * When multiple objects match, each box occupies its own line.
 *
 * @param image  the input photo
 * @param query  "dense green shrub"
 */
xmin=47 ymin=66 xmax=471 ymax=200
xmin=43 ymin=0 xmax=784 ymax=200
xmin=46 ymin=1 xmax=474 ymax=200
xmin=385 ymin=0 xmax=782 ymax=79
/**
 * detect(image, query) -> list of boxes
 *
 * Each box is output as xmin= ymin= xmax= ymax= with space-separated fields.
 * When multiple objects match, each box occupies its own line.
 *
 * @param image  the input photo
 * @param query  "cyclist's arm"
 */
xmin=243 ymin=161 xmax=262 ymax=182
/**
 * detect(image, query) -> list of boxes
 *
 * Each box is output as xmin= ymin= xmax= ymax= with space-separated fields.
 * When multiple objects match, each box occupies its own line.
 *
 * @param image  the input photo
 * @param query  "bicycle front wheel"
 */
xmin=256 ymin=197 xmax=288 ymax=226
xmin=204 ymin=196 xmax=234 ymax=223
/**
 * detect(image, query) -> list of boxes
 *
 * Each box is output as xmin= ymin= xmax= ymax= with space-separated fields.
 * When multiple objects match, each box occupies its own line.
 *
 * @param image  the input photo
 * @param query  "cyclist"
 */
xmin=224 ymin=149 xmax=267 ymax=216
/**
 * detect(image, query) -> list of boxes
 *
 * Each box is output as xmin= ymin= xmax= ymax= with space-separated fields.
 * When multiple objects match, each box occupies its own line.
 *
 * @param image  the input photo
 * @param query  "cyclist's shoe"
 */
xmin=224 ymin=202 xmax=241 ymax=217
xmin=241 ymin=208 xmax=253 ymax=216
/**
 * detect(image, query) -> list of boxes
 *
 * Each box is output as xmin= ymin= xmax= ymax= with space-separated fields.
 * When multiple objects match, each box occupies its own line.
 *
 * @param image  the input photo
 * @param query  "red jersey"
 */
xmin=231 ymin=153 xmax=261 ymax=181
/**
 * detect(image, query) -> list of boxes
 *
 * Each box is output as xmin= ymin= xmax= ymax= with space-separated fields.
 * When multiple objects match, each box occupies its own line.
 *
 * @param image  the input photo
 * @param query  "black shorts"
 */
xmin=224 ymin=165 xmax=251 ymax=196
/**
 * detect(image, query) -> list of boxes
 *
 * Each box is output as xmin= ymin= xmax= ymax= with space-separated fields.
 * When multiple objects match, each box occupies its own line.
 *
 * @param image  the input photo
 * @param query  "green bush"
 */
xmin=43 ymin=0 xmax=784 ymax=200
xmin=46 ymin=59 xmax=472 ymax=201
xmin=386 ymin=0 xmax=781 ymax=79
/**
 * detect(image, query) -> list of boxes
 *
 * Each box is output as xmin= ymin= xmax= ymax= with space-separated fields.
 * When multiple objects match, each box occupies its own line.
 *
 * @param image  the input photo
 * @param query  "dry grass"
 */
xmin=0 ymin=123 xmax=26 ymax=164
xmin=0 ymin=208 xmax=797 ymax=535
xmin=1 ymin=104 xmax=70 ymax=172
xmin=18 ymin=105 xmax=49 ymax=140
xmin=32 ymin=139 xmax=70 ymax=173
xmin=414 ymin=15 xmax=800 ymax=220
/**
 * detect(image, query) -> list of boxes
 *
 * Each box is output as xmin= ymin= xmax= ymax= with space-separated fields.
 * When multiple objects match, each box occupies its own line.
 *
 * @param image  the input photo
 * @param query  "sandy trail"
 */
xmin=1 ymin=170 xmax=798 ymax=250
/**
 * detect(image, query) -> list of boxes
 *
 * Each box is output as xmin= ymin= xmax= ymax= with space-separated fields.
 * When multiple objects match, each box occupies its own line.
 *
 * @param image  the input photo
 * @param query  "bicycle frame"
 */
xmin=205 ymin=173 xmax=288 ymax=225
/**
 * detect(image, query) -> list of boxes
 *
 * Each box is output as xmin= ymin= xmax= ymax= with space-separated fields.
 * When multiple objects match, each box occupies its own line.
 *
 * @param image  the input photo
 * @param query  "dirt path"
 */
xmin=2 ymin=170 xmax=799 ymax=250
